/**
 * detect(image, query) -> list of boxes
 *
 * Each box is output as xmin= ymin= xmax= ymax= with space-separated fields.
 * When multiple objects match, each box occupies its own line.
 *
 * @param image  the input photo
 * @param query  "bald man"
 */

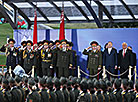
xmin=118 ymin=42 xmax=133 ymax=79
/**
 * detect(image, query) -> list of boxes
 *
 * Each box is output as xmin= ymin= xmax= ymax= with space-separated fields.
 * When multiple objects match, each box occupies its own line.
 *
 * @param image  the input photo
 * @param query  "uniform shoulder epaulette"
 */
xmin=122 ymin=91 xmax=126 ymax=95
xmin=113 ymin=92 xmax=116 ymax=94
xmin=29 ymin=91 xmax=33 ymax=95
xmin=81 ymin=93 xmax=85 ymax=96
xmin=136 ymin=94 xmax=138 ymax=98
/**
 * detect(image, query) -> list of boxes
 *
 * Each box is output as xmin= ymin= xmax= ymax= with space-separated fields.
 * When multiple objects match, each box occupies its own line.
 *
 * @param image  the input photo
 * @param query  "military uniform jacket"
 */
xmin=26 ymin=90 xmax=41 ymax=102
xmin=56 ymin=49 xmax=73 ymax=68
xmin=69 ymin=50 xmax=77 ymax=67
xmin=5 ymin=47 xmax=19 ymax=69
xmin=133 ymin=93 xmax=138 ymax=102
xmin=48 ymin=90 xmax=57 ymax=102
xmin=23 ymin=49 xmax=36 ymax=73
xmin=40 ymin=48 xmax=53 ymax=64
xmin=38 ymin=89 xmax=49 ymax=102
xmin=83 ymin=49 xmax=102 ymax=69
xmin=55 ymin=89 xmax=65 ymax=102
xmin=113 ymin=88 xmax=122 ymax=102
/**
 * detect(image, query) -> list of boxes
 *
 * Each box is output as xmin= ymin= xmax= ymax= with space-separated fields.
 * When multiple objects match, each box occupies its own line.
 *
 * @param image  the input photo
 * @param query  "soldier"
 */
xmin=67 ymin=79 xmax=75 ymax=102
xmin=19 ymin=41 xmax=27 ymax=67
xmin=46 ymin=77 xmax=57 ymax=102
xmin=26 ymin=78 xmax=41 ymax=102
xmin=68 ymin=42 xmax=77 ymax=77
xmin=1 ymin=78 xmax=12 ymax=102
xmin=56 ymin=39 xmax=73 ymax=78
xmin=83 ymin=41 xmax=102 ymax=79
xmin=23 ymin=40 xmax=36 ymax=74
xmin=52 ymin=40 xmax=60 ymax=77
xmin=121 ymin=79 xmax=131 ymax=102
xmin=113 ymin=78 xmax=122 ymax=102
xmin=2 ymin=39 xmax=19 ymax=74
xmin=15 ymin=76 xmax=25 ymax=102
xmin=60 ymin=77 xmax=70 ymax=102
xmin=133 ymin=81 xmax=138 ymax=102
xmin=8 ymin=77 xmax=23 ymax=102
xmin=53 ymin=78 xmax=65 ymax=102
xmin=76 ymin=79 xmax=90 ymax=102
xmin=38 ymin=78 xmax=49 ymax=102
xmin=40 ymin=40 xmax=53 ymax=77
xmin=128 ymin=80 xmax=135 ymax=102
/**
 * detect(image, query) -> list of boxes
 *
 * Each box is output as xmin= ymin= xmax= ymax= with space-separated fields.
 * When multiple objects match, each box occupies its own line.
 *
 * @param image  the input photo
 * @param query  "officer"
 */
xmin=56 ymin=39 xmax=73 ymax=78
xmin=40 ymin=40 xmax=53 ymax=76
xmin=83 ymin=41 xmax=102 ymax=79
xmin=4 ymin=39 xmax=19 ymax=74
xmin=26 ymin=78 xmax=41 ymax=102
xmin=23 ymin=40 xmax=36 ymax=74
xmin=19 ymin=41 xmax=27 ymax=67
xmin=68 ymin=42 xmax=77 ymax=77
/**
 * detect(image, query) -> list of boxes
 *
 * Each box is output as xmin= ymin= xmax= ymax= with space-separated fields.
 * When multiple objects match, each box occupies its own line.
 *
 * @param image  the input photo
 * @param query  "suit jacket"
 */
xmin=118 ymin=49 xmax=133 ymax=70
xmin=103 ymin=48 xmax=117 ymax=67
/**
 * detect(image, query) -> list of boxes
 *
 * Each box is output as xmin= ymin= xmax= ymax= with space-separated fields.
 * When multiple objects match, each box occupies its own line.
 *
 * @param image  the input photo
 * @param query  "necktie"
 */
xmin=123 ymin=50 xmax=125 ymax=57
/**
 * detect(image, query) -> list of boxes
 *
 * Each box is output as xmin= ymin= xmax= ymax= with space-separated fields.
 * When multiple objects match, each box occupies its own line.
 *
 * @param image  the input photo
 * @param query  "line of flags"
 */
xmin=33 ymin=2 xmax=65 ymax=45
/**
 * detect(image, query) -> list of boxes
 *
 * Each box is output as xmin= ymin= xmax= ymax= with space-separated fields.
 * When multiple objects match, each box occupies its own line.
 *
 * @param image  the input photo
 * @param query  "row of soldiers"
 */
xmin=0 ymin=75 xmax=138 ymax=102
xmin=0 ymin=39 xmax=77 ymax=78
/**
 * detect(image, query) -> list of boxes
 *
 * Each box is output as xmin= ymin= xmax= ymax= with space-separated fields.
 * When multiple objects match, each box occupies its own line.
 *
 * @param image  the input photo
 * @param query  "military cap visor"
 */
xmin=8 ymin=39 xmax=15 ymax=44
xmin=21 ymin=41 xmax=27 ymax=45
xmin=90 ymin=41 xmax=99 ymax=46
xmin=27 ymin=40 xmax=33 ymax=46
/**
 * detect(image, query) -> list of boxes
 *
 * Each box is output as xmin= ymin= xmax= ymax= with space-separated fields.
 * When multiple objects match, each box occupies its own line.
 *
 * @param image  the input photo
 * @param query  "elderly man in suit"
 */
xmin=103 ymin=41 xmax=118 ymax=80
xmin=118 ymin=42 xmax=133 ymax=79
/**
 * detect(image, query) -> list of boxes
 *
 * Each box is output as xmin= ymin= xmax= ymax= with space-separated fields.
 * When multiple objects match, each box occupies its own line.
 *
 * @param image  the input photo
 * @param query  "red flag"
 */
xmin=59 ymin=10 xmax=65 ymax=41
xmin=33 ymin=10 xmax=37 ymax=45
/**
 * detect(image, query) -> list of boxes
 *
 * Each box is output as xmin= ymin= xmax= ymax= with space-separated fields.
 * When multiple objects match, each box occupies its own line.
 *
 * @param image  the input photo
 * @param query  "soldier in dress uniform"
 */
xmin=128 ymin=80 xmax=135 ymax=102
xmin=1 ymin=39 xmax=19 ymax=74
xmin=8 ymin=77 xmax=23 ymax=102
xmin=26 ymin=78 xmax=41 ymax=102
xmin=121 ymin=79 xmax=131 ymax=102
xmin=60 ymin=77 xmax=70 ymax=102
xmin=52 ymin=40 xmax=60 ymax=77
xmin=46 ymin=77 xmax=57 ymax=102
xmin=68 ymin=42 xmax=77 ymax=77
xmin=19 ymin=41 xmax=27 ymax=67
xmin=38 ymin=78 xmax=49 ymax=102
xmin=40 ymin=40 xmax=53 ymax=77
xmin=83 ymin=41 xmax=102 ymax=79
xmin=76 ymin=79 xmax=90 ymax=102
xmin=133 ymin=81 xmax=138 ymax=102
xmin=56 ymin=39 xmax=73 ymax=78
xmin=53 ymin=78 xmax=65 ymax=102
xmin=23 ymin=40 xmax=36 ymax=74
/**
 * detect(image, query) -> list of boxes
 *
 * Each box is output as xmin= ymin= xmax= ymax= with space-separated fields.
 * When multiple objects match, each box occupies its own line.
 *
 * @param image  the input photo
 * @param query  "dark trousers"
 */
xmin=58 ymin=67 xmax=69 ymax=78
xmin=42 ymin=62 xmax=52 ymax=77
xmin=120 ymin=67 xmax=129 ymax=79
xmin=106 ymin=66 xmax=118 ymax=80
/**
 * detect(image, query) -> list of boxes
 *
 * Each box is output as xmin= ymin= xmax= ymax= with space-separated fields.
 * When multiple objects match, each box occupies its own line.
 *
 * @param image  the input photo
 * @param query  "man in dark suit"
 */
xmin=103 ymin=41 xmax=118 ymax=80
xmin=118 ymin=42 xmax=133 ymax=79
